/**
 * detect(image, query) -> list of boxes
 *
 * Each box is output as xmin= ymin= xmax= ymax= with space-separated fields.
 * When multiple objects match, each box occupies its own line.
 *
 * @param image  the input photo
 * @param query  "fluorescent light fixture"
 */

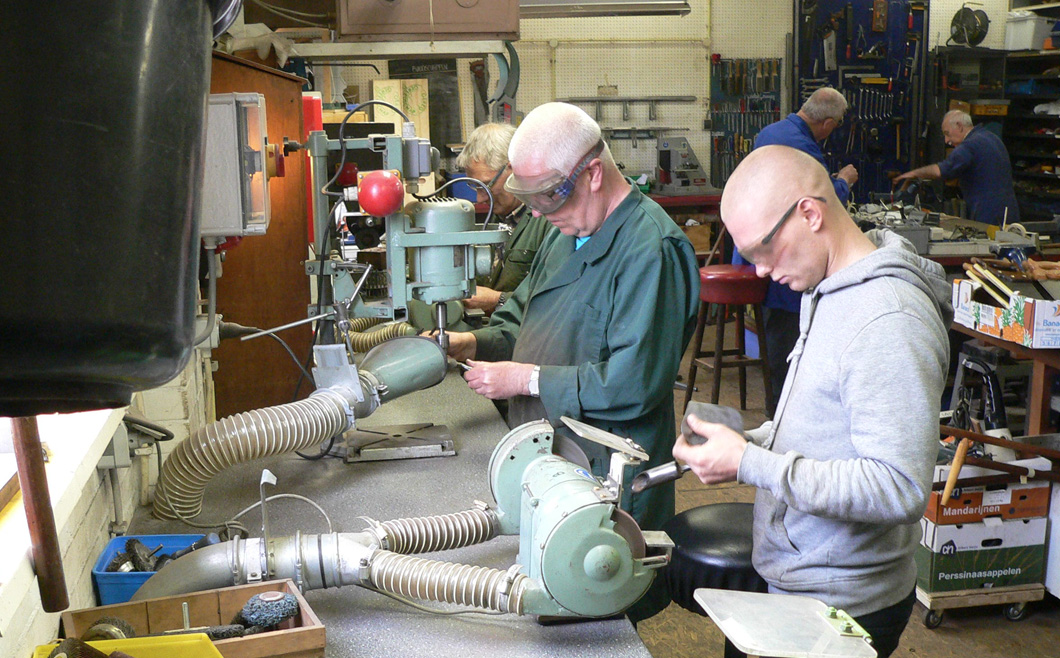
xmin=520 ymin=1 xmax=692 ymax=18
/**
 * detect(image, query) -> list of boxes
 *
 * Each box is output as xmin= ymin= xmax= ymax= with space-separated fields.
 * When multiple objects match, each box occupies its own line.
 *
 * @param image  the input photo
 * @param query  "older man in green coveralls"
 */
xmin=446 ymin=102 xmax=700 ymax=622
xmin=457 ymin=122 xmax=552 ymax=314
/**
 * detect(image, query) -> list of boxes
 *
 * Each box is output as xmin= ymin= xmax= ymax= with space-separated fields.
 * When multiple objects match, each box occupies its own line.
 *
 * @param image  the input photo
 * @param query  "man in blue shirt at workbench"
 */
xmin=732 ymin=87 xmax=857 ymax=414
xmin=894 ymin=109 xmax=1019 ymax=226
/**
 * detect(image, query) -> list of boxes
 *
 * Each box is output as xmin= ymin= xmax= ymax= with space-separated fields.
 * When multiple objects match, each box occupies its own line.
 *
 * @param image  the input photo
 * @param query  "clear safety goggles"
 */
xmin=503 ymin=141 xmax=605 ymax=214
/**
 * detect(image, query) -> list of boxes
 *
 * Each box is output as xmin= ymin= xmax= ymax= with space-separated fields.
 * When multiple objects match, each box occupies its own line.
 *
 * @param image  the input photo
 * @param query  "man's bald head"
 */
xmin=509 ymin=102 xmax=615 ymax=173
xmin=722 ymin=145 xmax=838 ymax=236
xmin=800 ymin=88 xmax=848 ymax=123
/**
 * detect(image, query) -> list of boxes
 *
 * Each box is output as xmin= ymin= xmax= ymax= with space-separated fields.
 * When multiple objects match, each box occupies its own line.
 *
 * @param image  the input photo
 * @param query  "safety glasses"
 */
xmin=738 ymin=196 xmax=826 ymax=264
xmin=504 ymin=141 xmax=605 ymax=214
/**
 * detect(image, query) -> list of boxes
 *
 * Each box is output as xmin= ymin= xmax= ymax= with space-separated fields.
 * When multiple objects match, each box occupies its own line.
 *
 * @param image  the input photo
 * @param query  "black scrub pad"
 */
xmin=238 ymin=591 xmax=299 ymax=628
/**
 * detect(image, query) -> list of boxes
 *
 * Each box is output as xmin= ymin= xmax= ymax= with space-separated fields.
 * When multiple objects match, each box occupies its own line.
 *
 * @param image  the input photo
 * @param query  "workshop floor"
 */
xmin=636 ymin=321 xmax=1060 ymax=658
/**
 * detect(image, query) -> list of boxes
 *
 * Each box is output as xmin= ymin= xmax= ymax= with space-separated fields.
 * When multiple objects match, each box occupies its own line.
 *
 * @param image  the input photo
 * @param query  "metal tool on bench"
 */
xmin=632 ymin=402 xmax=746 ymax=493
xmin=135 ymin=419 xmax=673 ymax=620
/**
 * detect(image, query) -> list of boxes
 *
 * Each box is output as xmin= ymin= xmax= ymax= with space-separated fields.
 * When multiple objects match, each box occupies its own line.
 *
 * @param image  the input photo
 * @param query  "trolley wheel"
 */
xmin=1004 ymin=603 xmax=1027 ymax=621
xmin=923 ymin=609 xmax=943 ymax=629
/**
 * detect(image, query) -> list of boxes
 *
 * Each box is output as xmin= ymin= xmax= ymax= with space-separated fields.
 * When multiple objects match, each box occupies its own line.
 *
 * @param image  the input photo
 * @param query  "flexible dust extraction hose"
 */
xmin=153 ymin=389 xmax=350 ymax=519
xmin=367 ymin=506 xmax=499 ymax=554
xmin=369 ymin=552 xmax=529 ymax=614
xmin=153 ymin=336 xmax=447 ymax=520
xmin=345 ymin=317 xmax=418 ymax=352
xmin=133 ymin=520 xmax=530 ymax=615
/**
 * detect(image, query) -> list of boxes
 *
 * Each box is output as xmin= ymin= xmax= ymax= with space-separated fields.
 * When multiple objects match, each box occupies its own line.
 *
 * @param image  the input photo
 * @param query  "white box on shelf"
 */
xmin=1005 ymin=12 xmax=1056 ymax=51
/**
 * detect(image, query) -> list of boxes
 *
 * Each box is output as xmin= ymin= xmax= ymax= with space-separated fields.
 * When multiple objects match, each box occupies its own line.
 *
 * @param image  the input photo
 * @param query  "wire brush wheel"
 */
xmin=239 ymin=591 xmax=299 ymax=628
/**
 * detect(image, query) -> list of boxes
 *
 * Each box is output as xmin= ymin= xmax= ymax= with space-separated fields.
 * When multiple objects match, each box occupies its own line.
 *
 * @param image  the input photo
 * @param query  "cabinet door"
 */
xmin=209 ymin=52 xmax=312 ymax=416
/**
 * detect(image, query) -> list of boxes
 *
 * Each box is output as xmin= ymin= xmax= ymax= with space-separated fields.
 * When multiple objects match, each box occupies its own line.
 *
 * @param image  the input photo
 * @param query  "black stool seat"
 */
xmin=662 ymin=502 xmax=767 ymax=615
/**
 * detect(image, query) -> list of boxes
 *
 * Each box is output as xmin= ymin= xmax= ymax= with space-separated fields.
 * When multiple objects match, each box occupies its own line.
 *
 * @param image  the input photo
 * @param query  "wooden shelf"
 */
xmin=1015 ymin=187 xmax=1060 ymax=199
xmin=1012 ymin=151 xmax=1060 ymax=159
xmin=1007 ymin=112 xmax=1060 ymax=118
xmin=1008 ymin=74 xmax=1060 ymax=80
xmin=1015 ymin=170 xmax=1060 ymax=180
xmin=1008 ymin=132 xmax=1060 ymax=139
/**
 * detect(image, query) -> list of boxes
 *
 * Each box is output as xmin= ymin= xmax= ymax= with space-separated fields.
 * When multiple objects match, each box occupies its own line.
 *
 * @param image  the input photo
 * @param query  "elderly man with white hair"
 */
xmin=445 ymin=102 xmax=701 ymax=622
xmin=457 ymin=122 xmax=551 ymax=314
xmin=894 ymin=109 xmax=1019 ymax=225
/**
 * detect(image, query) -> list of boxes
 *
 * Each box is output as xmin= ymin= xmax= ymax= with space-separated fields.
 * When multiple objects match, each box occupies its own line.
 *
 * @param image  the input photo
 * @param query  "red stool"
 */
xmin=683 ymin=265 xmax=774 ymax=415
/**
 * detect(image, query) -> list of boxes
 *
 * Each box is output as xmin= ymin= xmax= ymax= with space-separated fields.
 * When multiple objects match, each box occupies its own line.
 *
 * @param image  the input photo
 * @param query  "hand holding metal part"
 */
xmin=633 ymin=402 xmax=747 ymax=493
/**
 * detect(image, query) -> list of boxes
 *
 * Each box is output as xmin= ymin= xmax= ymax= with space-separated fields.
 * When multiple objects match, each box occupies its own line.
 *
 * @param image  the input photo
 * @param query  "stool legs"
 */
xmin=711 ymin=305 xmax=726 ymax=404
xmin=753 ymin=303 xmax=774 ymax=418
xmin=682 ymin=300 xmax=710 ymax=413
xmin=735 ymin=305 xmax=747 ymax=409
xmin=685 ymin=302 xmax=773 ymax=414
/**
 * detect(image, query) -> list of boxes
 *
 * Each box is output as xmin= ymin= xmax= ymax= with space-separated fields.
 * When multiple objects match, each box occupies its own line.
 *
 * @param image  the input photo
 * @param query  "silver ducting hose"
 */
xmin=369 ymin=507 xmax=499 ymax=554
xmin=369 ymin=552 xmax=530 ymax=614
xmin=133 ymin=530 xmax=530 ymax=616
xmin=153 ymin=388 xmax=350 ymax=519
xmin=345 ymin=317 xmax=418 ymax=352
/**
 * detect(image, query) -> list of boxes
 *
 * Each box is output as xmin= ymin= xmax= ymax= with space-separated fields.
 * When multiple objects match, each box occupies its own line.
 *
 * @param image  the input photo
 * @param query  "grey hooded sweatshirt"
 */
xmin=738 ymin=229 xmax=952 ymax=617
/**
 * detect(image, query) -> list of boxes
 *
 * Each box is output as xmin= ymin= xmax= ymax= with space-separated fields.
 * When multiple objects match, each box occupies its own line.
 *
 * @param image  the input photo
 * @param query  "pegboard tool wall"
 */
xmin=793 ymin=0 xmax=934 ymax=202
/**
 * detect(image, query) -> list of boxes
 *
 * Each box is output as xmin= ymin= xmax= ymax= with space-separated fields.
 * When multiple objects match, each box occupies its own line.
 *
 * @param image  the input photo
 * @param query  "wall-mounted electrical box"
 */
xmin=200 ymin=93 xmax=270 ymax=238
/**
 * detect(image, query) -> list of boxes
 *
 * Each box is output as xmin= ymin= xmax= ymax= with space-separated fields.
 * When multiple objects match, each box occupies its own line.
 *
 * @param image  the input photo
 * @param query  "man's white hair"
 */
xmin=509 ymin=102 xmax=614 ymax=173
xmin=943 ymin=109 xmax=973 ymax=129
xmin=456 ymin=122 xmax=516 ymax=171
xmin=800 ymin=88 xmax=848 ymax=123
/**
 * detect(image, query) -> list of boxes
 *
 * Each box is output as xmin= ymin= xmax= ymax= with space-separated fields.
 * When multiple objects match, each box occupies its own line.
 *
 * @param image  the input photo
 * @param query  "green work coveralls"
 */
xmin=472 ymin=182 xmax=699 ymax=574
xmin=486 ymin=205 xmax=553 ymax=296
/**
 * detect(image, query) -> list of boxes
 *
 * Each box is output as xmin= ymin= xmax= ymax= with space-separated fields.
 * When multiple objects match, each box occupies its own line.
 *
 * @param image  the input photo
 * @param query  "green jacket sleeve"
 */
xmin=470 ymin=266 xmax=529 ymax=362
xmin=538 ymin=236 xmax=698 ymax=431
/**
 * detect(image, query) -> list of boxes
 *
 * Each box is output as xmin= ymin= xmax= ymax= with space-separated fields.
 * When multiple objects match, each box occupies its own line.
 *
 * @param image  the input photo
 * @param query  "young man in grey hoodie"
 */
xmin=673 ymin=145 xmax=951 ymax=658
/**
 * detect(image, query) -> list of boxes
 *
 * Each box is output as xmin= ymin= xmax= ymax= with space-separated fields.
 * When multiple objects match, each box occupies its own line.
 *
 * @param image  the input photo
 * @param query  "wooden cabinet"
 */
xmin=209 ymin=52 xmax=312 ymax=416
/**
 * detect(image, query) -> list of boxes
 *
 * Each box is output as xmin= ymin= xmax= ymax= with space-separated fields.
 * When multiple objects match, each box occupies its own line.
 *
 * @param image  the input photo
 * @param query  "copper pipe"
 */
xmin=940 ymin=425 xmax=1060 ymax=461
xmin=11 ymin=416 xmax=69 ymax=611
xmin=963 ymin=455 xmax=1060 ymax=484
xmin=932 ymin=473 xmax=1026 ymax=491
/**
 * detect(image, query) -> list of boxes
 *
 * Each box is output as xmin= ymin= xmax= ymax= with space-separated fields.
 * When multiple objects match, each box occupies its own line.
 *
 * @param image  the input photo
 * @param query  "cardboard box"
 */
xmin=916 ymin=516 xmax=1047 ymax=593
xmin=925 ymin=457 xmax=1052 ymax=524
xmin=952 ymin=278 xmax=1060 ymax=348
xmin=970 ymin=99 xmax=1010 ymax=116
xmin=61 ymin=580 xmax=324 ymax=658
xmin=370 ymin=78 xmax=430 ymax=141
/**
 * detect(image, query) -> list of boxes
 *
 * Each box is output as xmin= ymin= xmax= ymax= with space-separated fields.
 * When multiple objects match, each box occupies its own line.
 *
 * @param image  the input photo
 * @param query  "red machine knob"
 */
xmin=358 ymin=170 xmax=405 ymax=217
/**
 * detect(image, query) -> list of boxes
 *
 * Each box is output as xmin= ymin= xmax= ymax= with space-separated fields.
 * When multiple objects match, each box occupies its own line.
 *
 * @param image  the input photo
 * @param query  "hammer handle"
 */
xmin=940 ymin=438 xmax=971 ymax=506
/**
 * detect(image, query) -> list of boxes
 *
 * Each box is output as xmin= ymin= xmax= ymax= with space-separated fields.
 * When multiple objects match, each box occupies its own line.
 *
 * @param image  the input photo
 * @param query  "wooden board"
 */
xmin=916 ymin=583 xmax=1045 ymax=612
xmin=208 ymin=52 xmax=313 ymax=417
xmin=62 ymin=580 xmax=325 ymax=658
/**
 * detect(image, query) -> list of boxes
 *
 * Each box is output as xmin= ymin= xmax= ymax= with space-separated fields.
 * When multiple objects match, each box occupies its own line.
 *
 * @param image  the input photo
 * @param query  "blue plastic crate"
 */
xmin=92 ymin=534 xmax=203 ymax=605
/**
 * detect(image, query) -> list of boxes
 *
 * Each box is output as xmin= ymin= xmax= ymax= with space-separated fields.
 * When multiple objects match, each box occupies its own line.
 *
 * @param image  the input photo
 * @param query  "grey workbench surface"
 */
xmin=129 ymin=371 xmax=652 ymax=658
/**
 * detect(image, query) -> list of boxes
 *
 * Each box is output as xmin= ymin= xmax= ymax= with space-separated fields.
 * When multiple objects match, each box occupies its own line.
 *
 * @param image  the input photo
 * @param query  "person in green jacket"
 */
xmin=457 ymin=122 xmax=552 ymax=314
xmin=446 ymin=102 xmax=700 ymax=622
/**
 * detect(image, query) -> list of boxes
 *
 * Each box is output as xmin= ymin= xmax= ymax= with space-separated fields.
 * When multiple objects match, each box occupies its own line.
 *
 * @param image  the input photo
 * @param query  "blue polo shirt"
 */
xmin=730 ymin=114 xmax=851 ymax=313
xmin=755 ymin=113 xmax=851 ymax=204
xmin=938 ymin=125 xmax=1020 ymax=225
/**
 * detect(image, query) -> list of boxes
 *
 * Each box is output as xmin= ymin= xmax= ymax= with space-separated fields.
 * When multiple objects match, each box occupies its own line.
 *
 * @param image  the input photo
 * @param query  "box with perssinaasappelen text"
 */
xmin=924 ymin=457 xmax=1052 ymax=525
xmin=916 ymin=516 xmax=1047 ymax=593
